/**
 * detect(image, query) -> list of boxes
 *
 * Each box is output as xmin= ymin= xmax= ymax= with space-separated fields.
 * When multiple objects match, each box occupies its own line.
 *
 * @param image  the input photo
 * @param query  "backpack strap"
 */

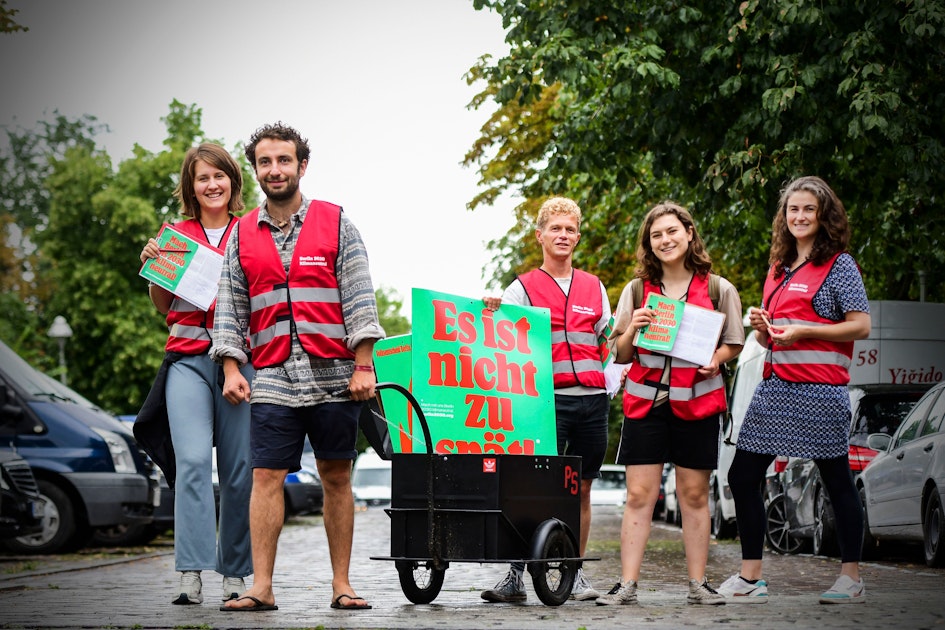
xmin=630 ymin=278 xmax=643 ymax=310
xmin=708 ymin=273 xmax=720 ymax=311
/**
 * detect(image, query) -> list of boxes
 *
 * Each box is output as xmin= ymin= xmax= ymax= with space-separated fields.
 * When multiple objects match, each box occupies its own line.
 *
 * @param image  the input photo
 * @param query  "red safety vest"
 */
xmin=163 ymin=217 xmax=236 ymax=354
xmin=761 ymin=252 xmax=854 ymax=385
xmin=518 ymin=268 xmax=606 ymax=389
xmin=622 ymin=274 xmax=727 ymax=421
xmin=238 ymin=201 xmax=354 ymax=368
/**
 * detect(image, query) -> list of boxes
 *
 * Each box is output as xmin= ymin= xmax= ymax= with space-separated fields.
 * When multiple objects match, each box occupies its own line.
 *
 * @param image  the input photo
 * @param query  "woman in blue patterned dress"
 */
xmin=717 ymin=176 xmax=871 ymax=605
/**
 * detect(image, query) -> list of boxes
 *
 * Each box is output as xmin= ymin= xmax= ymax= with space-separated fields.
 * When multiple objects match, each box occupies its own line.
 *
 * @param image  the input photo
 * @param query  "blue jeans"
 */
xmin=166 ymin=353 xmax=253 ymax=577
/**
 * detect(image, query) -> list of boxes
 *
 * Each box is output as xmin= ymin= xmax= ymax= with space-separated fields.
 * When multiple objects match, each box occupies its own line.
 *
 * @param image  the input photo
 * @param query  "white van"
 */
xmin=352 ymin=447 xmax=392 ymax=506
xmin=712 ymin=300 xmax=945 ymax=540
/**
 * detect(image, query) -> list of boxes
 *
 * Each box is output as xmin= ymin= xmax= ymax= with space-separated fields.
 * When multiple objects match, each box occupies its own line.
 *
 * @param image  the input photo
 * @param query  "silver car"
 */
xmin=859 ymin=381 xmax=945 ymax=567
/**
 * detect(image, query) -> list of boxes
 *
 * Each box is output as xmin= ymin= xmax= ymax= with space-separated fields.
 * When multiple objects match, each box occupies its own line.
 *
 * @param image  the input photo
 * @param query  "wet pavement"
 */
xmin=1 ymin=504 xmax=944 ymax=629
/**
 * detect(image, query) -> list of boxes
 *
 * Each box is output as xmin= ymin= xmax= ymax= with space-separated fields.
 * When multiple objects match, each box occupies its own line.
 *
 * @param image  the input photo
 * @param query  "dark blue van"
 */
xmin=0 ymin=339 xmax=158 ymax=553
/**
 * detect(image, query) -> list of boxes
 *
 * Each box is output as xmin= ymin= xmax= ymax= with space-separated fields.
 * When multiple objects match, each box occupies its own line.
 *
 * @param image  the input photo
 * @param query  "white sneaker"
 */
xmin=172 ymin=571 xmax=203 ymax=605
xmin=819 ymin=575 xmax=865 ymax=604
xmin=717 ymin=574 xmax=768 ymax=604
xmin=222 ymin=576 xmax=245 ymax=602
xmin=687 ymin=577 xmax=726 ymax=605
xmin=570 ymin=568 xmax=600 ymax=601
xmin=595 ymin=579 xmax=637 ymax=605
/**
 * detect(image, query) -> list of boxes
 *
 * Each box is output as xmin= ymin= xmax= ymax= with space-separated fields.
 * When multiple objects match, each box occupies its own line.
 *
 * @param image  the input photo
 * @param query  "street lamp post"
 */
xmin=47 ymin=315 xmax=73 ymax=386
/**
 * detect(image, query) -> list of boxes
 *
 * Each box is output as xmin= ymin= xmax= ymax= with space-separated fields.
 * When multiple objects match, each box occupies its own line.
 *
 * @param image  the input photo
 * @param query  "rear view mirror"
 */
xmin=867 ymin=433 xmax=892 ymax=452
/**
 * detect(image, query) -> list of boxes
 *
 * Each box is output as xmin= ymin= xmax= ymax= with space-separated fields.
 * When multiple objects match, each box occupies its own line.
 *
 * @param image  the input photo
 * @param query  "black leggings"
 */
xmin=728 ymin=449 xmax=864 ymax=563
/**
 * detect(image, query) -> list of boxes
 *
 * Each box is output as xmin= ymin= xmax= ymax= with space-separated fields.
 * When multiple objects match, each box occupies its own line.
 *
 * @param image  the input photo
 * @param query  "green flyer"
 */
xmin=138 ymin=224 xmax=224 ymax=311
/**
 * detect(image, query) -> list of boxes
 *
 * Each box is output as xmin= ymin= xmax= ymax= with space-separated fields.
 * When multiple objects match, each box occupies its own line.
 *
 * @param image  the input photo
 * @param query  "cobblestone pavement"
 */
xmin=1 ymin=505 xmax=944 ymax=629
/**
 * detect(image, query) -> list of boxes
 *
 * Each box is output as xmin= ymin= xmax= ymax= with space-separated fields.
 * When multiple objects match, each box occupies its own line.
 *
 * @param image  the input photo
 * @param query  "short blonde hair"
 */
xmin=536 ymin=196 xmax=582 ymax=231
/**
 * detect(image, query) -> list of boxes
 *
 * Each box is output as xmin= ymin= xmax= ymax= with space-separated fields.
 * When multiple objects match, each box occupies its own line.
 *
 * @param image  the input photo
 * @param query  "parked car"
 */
xmin=662 ymin=464 xmax=681 ymax=526
xmin=768 ymin=383 xmax=930 ymax=556
xmin=352 ymin=448 xmax=391 ymax=506
xmin=591 ymin=464 xmax=626 ymax=506
xmin=859 ymin=381 xmax=945 ymax=566
xmin=287 ymin=438 xmax=324 ymax=518
xmin=0 ymin=450 xmax=43 ymax=540
xmin=0 ymin=339 xmax=157 ymax=554
xmin=715 ymin=300 xmax=945 ymax=543
xmin=90 ymin=415 xmax=175 ymax=546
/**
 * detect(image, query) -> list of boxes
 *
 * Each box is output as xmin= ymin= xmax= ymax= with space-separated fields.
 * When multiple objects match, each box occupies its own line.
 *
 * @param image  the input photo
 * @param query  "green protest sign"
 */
xmin=373 ymin=289 xmax=557 ymax=455
xmin=412 ymin=288 xmax=556 ymax=455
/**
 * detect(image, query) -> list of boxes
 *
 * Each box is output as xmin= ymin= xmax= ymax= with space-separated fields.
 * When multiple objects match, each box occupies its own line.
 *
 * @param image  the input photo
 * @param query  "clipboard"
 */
xmin=633 ymin=293 xmax=726 ymax=366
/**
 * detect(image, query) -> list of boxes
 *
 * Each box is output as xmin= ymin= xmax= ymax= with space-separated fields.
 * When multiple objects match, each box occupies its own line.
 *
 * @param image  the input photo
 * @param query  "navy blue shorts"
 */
xmin=554 ymin=393 xmax=609 ymax=479
xmin=250 ymin=401 xmax=360 ymax=471
xmin=615 ymin=402 xmax=720 ymax=470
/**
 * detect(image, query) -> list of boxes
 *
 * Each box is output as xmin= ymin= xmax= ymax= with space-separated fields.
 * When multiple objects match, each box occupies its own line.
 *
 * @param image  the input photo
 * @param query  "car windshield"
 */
xmin=596 ymin=470 xmax=624 ymax=490
xmin=0 ymin=340 xmax=98 ymax=408
xmin=353 ymin=468 xmax=391 ymax=487
xmin=849 ymin=390 xmax=927 ymax=446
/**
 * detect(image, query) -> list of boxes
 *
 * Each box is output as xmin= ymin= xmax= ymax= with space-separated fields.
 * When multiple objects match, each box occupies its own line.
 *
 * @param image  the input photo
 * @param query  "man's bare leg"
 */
xmin=222 ymin=468 xmax=287 ymax=609
xmin=318 ymin=458 xmax=369 ymax=606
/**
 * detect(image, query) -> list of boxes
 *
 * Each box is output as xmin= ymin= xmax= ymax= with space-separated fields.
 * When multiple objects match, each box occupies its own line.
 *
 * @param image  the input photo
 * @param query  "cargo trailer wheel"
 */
xmin=529 ymin=525 xmax=577 ymax=606
xmin=396 ymin=559 xmax=445 ymax=604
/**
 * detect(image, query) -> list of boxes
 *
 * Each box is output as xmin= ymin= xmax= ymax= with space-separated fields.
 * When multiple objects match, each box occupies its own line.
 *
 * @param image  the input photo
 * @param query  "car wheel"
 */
xmin=765 ymin=495 xmax=804 ymax=554
xmin=859 ymin=486 xmax=880 ymax=560
xmin=713 ymin=482 xmax=737 ymax=540
xmin=3 ymin=479 xmax=88 ymax=554
xmin=923 ymin=490 xmax=945 ymax=567
xmin=812 ymin=486 xmax=839 ymax=557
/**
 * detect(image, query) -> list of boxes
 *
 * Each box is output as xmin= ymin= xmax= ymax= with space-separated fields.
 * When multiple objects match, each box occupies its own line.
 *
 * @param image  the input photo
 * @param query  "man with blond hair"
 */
xmin=481 ymin=197 xmax=611 ymax=602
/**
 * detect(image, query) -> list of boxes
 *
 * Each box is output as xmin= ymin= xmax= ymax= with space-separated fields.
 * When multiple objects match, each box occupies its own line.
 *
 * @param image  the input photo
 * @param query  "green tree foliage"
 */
xmin=1 ymin=102 xmax=254 ymax=412
xmin=375 ymin=285 xmax=411 ymax=337
xmin=0 ymin=0 xmax=26 ymax=35
xmin=470 ymin=0 xmax=945 ymax=306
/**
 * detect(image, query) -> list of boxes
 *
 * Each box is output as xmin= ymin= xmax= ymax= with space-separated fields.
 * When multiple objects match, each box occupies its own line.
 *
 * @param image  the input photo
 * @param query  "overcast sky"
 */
xmin=0 ymin=0 xmax=515 ymax=315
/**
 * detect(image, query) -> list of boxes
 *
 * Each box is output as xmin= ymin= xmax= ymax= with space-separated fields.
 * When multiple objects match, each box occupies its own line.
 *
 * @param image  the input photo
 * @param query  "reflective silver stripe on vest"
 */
xmin=637 ymin=353 xmax=702 ymax=369
xmin=625 ymin=379 xmax=660 ymax=399
xmin=551 ymin=330 xmax=598 ymax=346
xmin=771 ymin=317 xmax=828 ymax=328
xmin=669 ymin=374 xmax=724 ymax=402
xmin=637 ymin=354 xmax=667 ymax=369
xmin=170 ymin=299 xmax=201 ymax=312
xmin=771 ymin=349 xmax=851 ymax=369
xmin=250 ymin=320 xmax=292 ymax=348
xmin=295 ymin=321 xmax=348 ymax=337
xmin=572 ymin=358 xmax=604 ymax=373
xmin=250 ymin=287 xmax=289 ymax=312
xmin=289 ymin=287 xmax=342 ymax=303
xmin=168 ymin=324 xmax=210 ymax=341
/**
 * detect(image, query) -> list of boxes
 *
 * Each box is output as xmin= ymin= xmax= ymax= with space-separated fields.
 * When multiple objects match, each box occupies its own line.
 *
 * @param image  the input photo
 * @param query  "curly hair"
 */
xmin=634 ymin=202 xmax=712 ymax=284
xmin=244 ymin=121 xmax=311 ymax=167
xmin=535 ymin=196 xmax=582 ymax=231
xmin=174 ymin=143 xmax=244 ymax=219
xmin=770 ymin=176 xmax=850 ymax=278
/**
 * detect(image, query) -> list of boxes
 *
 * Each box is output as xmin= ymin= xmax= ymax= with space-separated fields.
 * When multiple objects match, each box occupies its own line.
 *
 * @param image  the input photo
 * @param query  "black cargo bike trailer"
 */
xmin=366 ymin=382 xmax=591 ymax=606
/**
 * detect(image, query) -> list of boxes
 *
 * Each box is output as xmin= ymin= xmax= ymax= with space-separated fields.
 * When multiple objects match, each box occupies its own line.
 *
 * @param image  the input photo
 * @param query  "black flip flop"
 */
xmin=219 ymin=595 xmax=278 ymax=612
xmin=331 ymin=593 xmax=372 ymax=610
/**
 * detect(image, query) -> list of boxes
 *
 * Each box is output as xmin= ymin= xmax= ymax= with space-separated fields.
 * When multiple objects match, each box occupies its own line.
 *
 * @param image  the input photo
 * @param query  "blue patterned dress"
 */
xmin=736 ymin=253 xmax=870 ymax=459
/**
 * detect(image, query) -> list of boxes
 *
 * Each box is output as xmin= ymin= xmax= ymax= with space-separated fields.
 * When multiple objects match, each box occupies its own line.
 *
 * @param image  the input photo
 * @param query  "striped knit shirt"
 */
xmin=210 ymin=196 xmax=385 ymax=407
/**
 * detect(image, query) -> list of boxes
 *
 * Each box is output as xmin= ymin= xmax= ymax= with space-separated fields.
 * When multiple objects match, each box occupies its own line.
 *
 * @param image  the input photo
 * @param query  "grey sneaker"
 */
xmin=222 ymin=576 xmax=245 ymax=602
xmin=688 ymin=577 xmax=726 ymax=605
xmin=570 ymin=568 xmax=600 ymax=601
xmin=819 ymin=575 xmax=865 ymax=604
xmin=481 ymin=569 xmax=526 ymax=603
xmin=595 ymin=579 xmax=638 ymax=605
xmin=172 ymin=571 xmax=203 ymax=605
